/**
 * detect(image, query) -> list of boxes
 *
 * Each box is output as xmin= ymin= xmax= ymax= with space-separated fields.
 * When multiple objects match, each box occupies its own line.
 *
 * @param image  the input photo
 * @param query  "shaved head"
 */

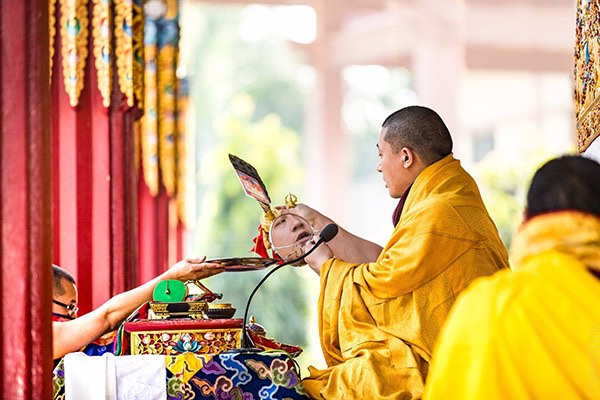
xmin=52 ymin=264 xmax=75 ymax=296
xmin=381 ymin=106 xmax=453 ymax=165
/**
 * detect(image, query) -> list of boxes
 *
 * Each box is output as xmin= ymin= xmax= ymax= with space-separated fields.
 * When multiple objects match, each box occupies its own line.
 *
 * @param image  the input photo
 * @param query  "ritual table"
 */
xmin=121 ymin=318 xmax=244 ymax=356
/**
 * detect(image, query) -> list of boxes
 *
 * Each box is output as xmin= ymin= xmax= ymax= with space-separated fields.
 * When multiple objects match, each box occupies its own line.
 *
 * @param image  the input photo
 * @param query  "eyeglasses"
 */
xmin=52 ymin=299 xmax=79 ymax=317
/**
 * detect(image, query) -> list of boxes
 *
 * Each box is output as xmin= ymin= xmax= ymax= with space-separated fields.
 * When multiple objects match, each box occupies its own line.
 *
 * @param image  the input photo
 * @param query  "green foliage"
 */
xmin=474 ymin=145 xmax=558 ymax=249
xmin=195 ymin=93 xmax=303 ymax=257
xmin=184 ymin=4 xmax=305 ymax=135
xmin=195 ymin=96 xmax=307 ymax=346
xmin=184 ymin=5 xmax=309 ymax=347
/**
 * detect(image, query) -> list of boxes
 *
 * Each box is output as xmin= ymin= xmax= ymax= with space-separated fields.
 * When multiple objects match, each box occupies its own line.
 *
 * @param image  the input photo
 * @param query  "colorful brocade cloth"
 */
xmin=424 ymin=211 xmax=600 ymax=399
xmin=53 ymin=351 xmax=309 ymax=400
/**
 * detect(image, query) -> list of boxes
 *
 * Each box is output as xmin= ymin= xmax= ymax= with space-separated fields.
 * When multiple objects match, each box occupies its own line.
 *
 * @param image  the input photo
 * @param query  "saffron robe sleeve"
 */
xmin=303 ymin=189 xmax=508 ymax=398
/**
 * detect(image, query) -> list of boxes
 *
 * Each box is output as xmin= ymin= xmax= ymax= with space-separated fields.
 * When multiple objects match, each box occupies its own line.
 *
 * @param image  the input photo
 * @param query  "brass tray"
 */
xmin=206 ymin=257 xmax=279 ymax=271
xmin=149 ymin=300 xmax=208 ymax=315
xmin=205 ymin=303 xmax=237 ymax=319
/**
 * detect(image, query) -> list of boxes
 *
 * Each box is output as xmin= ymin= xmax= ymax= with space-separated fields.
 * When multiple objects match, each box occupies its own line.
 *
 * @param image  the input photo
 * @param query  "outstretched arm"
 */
xmin=53 ymin=257 xmax=224 ymax=359
xmin=282 ymin=203 xmax=383 ymax=264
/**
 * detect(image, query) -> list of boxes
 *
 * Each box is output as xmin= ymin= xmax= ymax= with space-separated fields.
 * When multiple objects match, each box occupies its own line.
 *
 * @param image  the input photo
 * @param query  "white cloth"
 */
xmin=65 ymin=352 xmax=116 ymax=400
xmin=64 ymin=353 xmax=166 ymax=400
xmin=115 ymin=355 xmax=166 ymax=400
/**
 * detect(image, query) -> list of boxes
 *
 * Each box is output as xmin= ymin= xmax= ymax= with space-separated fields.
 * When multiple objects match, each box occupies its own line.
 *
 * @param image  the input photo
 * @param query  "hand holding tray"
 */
xmin=206 ymin=257 xmax=279 ymax=271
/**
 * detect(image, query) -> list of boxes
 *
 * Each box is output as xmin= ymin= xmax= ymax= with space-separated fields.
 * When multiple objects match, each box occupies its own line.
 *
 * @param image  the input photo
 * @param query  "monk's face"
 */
xmin=376 ymin=129 xmax=415 ymax=198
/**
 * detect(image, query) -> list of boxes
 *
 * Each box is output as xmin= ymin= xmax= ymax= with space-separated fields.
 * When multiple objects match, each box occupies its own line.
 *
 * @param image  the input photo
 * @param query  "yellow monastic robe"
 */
xmin=424 ymin=211 xmax=600 ymax=400
xmin=303 ymin=154 xmax=509 ymax=399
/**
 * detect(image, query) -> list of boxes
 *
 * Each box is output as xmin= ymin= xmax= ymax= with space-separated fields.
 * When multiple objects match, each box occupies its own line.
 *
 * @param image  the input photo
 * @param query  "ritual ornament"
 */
xmin=228 ymin=154 xmax=306 ymax=260
xmin=153 ymin=279 xmax=187 ymax=302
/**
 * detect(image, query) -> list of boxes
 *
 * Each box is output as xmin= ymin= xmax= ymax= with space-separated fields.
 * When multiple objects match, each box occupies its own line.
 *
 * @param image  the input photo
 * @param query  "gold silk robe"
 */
xmin=424 ymin=211 xmax=600 ymax=400
xmin=303 ymin=154 xmax=509 ymax=399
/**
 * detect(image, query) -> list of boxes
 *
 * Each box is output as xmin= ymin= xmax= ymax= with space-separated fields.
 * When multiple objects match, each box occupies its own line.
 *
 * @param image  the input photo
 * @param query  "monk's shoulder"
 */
xmin=404 ymin=194 xmax=453 ymax=221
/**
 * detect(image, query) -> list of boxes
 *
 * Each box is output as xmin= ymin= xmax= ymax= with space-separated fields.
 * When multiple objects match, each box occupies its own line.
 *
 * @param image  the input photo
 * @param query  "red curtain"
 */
xmin=0 ymin=0 xmax=54 ymax=397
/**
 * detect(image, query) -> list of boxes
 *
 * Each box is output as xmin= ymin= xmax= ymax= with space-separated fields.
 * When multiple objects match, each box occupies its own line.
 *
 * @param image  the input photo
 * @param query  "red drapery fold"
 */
xmin=1 ymin=0 xmax=54 ymax=397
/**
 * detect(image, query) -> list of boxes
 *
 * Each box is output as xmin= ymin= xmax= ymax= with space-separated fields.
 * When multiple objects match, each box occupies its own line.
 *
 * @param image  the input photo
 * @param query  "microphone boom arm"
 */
xmin=240 ymin=236 xmax=326 ymax=348
xmin=238 ymin=223 xmax=339 ymax=351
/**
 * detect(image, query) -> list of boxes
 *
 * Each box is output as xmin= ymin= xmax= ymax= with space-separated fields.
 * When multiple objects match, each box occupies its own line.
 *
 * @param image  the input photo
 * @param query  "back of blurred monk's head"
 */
xmin=526 ymin=155 xmax=600 ymax=220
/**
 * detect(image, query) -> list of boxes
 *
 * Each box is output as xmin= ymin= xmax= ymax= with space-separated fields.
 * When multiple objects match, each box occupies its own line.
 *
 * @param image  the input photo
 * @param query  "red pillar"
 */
xmin=157 ymin=188 xmax=170 ymax=272
xmin=138 ymin=178 xmax=176 ymax=284
xmin=138 ymin=176 xmax=159 ymax=284
xmin=110 ymin=106 xmax=139 ymax=293
xmin=0 ymin=0 xmax=53 ymax=397
xmin=177 ymin=220 xmax=185 ymax=261
xmin=168 ymin=199 xmax=178 ymax=267
xmin=51 ymin=4 xmax=111 ymax=313
xmin=52 ymin=49 xmax=80 ymax=285
xmin=51 ymin=3 xmax=140 ymax=308
xmin=89 ymin=64 xmax=112 ymax=308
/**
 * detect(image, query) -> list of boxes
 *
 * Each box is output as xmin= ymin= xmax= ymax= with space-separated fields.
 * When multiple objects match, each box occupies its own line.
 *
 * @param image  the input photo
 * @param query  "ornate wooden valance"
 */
xmin=50 ymin=0 xmax=186 ymax=221
xmin=157 ymin=0 xmax=180 ymax=198
xmin=574 ymin=0 xmax=600 ymax=153
xmin=115 ymin=0 xmax=145 ymax=109
xmin=59 ymin=0 xmax=89 ymax=107
xmin=92 ymin=0 xmax=112 ymax=107
xmin=141 ymin=17 xmax=160 ymax=196
xmin=50 ymin=0 xmax=145 ymax=108
xmin=177 ymin=78 xmax=189 ymax=225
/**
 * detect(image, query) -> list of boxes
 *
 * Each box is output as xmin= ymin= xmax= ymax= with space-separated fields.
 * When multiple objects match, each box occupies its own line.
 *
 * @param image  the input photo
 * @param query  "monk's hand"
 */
xmin=303 ymin=239 xmax=333 ymax=274
xmin=164 ymin=257 xmax=225 ymax=282
xmin=278 ymin=203 xmax=333 ymax=231
xmin=276 ymin=203 xmax=315 ymax=222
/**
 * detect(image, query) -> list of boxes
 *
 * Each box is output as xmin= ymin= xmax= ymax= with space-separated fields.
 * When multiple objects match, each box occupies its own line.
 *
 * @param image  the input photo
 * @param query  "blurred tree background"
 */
xmin=180 ymin=3 xmax=321 ymax=366
xmin=474 ymin=133 xmax=567 ymax=250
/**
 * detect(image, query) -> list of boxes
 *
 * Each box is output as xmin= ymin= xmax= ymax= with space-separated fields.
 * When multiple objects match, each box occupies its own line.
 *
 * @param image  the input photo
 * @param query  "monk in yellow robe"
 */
xmin=284 ymin=106 xmax=509 ymax=399
xmin=424 ymin=155 xmax=600 ymax=399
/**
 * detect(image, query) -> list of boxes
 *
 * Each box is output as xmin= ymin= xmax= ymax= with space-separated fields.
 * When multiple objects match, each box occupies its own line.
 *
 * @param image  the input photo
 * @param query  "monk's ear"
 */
xmin=400 ymin=147 xmax=414 ymax=168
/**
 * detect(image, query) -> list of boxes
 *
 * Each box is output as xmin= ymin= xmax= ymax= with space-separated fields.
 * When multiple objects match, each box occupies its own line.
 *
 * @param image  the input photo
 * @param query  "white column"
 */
xmin=305 ymin=0 xmax=350 ymax=222
xmin=411 ymin=0 xmax=468 ymax=160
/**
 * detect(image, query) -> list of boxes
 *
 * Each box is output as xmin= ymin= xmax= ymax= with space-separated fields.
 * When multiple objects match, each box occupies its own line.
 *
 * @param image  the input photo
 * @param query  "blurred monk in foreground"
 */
xmin=425 ymin=155 xmax=600 ymax=399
